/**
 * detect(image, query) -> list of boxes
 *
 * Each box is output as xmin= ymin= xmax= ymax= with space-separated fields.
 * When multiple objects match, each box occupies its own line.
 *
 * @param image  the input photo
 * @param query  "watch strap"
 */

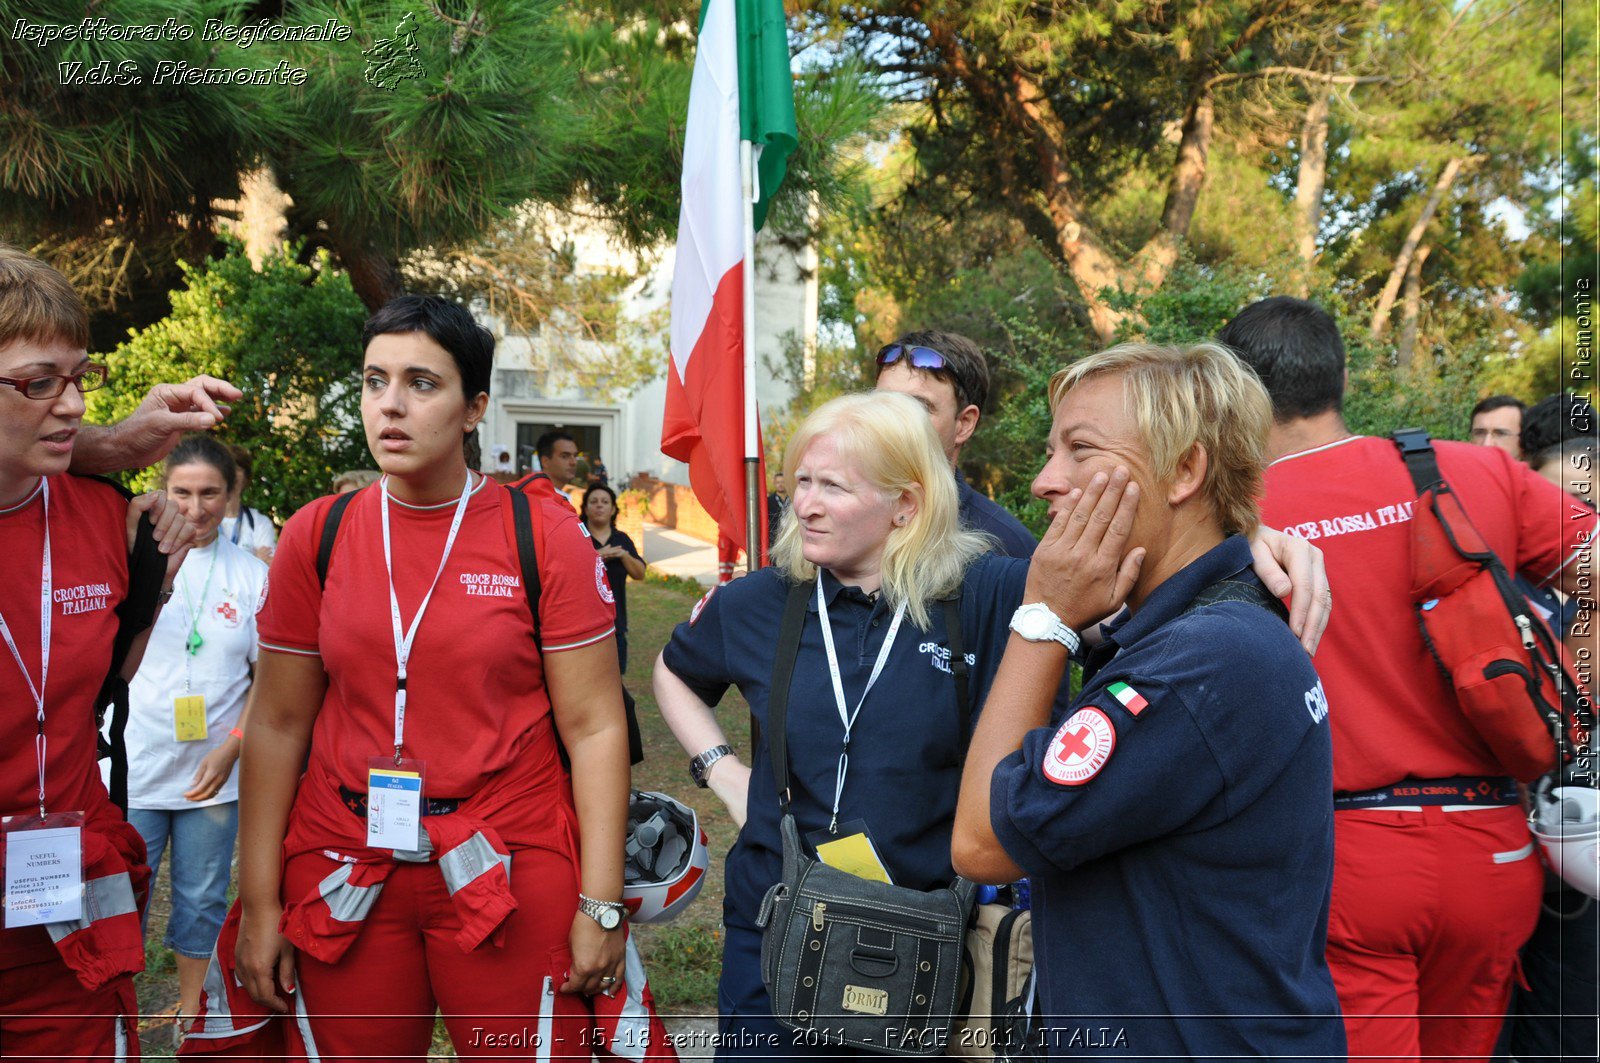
xmin=578 ymin=893 xmax=626 ymax=927
xmin=689 ymin=743 xmax=734 ymax=787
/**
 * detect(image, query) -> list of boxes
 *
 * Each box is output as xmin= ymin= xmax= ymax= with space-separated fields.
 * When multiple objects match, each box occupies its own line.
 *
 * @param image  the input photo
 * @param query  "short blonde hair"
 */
xmin=772 ymin=391 xmax=992 ymax=629
xmin=1049 ymin=342 xmax=1271 ymax=537
xmin=0 ymin=245 xmax=89 ymax=352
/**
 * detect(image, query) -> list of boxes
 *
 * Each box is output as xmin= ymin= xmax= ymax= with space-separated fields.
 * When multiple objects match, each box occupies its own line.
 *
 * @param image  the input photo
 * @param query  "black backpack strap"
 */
xmin=315 ymin=490 xmax=358 ymax=589
xmin=1392 ymin=428 xmax=1446 ymax=495
xmin=84 ymin=476 xmax=165 ymax=814
xmin=942 ymin=592 xmax=972 ymax=744
xmin=767 ymin=579 xmax=814 ymax=815
xmin=108 ymin=512 xmax=164 ymax=814
xmin=505 ymin=485 xmax=543 ymax=646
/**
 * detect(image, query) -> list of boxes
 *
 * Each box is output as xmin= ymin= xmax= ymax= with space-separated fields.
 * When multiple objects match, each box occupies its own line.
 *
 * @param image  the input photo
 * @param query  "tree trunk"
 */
xmin=1370 ymin=157 xmax=1464 ymax=338
xmin=1139 ymin=89 xmax=1216 ymax=289
xmin=1291 ymin=80 xmax=1332 ymax=287
xmin=1000 ymin=66 xmax=1134 ymax=345
xmin=337 ymin=242 xmax=405 ymax=312
xmin=1399 ymin=243 xmax=1432 ymax=369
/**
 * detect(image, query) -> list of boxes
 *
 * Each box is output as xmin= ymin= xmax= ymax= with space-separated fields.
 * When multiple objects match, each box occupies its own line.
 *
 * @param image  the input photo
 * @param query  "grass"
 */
xmin=623 ymin=577 xmax=751 ymax=1016
xmin=134 ymin=576 xmax=747 ymax=1055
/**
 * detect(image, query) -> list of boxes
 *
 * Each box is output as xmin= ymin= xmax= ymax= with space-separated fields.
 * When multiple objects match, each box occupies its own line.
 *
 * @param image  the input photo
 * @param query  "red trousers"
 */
xmin=283 ymin=845 xmax=591 ymax=1061
xmin=0 ymin=957 xmax=138 ymax=1062
xmin=1327 ymin=805 xmax=1543 ymax=1062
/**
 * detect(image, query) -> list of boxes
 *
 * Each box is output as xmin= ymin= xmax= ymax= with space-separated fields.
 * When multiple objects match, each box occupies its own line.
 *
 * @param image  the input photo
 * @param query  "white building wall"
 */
xmin=479 ymin=223 xmax=815 ymax=486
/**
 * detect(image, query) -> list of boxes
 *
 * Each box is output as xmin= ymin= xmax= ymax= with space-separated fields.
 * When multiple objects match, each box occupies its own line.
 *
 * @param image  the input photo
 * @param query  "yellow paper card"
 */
xmin=173 ymin=695 xmax=208 ymax=742
xmin=815 ymin=832 xmax=893 ymax=884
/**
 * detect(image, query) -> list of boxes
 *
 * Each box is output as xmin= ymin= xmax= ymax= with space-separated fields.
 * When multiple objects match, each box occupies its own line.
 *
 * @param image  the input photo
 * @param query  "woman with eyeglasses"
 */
xmin=653 ymin=390 xmax=1332 ymax=1058
xmin=0 ymin=246 xmax=197 ymax=1059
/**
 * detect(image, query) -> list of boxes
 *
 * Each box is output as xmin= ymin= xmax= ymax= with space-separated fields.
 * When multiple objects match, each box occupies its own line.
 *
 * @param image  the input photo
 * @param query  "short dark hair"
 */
xmin=876 ymin=329 xmax=991 ymax=415
xmin=166 ymin=433 xmax=237 ymax=488
xmin=360 ymin=295 xmax=493 ymax=403
xmin=536 ymin=429 xmax=576 ymax=459
xmin=581 ymin=481 xmax=618 ymax=522
xmin=1470 ymin=394 xmax=1526 ymax=421
xmin=1522 ymin=392 xmax=1597 ymax=463
xmin=1215 ymin=296 xmax=1346 ymax=419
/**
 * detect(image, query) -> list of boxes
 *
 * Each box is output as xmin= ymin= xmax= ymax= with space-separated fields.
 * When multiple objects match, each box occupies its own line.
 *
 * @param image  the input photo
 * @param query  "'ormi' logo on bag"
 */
xmin=842 ymin=984 xmax=889 ymax=1015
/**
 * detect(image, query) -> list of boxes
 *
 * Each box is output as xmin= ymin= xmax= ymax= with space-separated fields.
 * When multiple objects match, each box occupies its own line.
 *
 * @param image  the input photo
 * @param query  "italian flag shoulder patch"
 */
xmin=1106 ymin=681 xmax=1149 ymax=716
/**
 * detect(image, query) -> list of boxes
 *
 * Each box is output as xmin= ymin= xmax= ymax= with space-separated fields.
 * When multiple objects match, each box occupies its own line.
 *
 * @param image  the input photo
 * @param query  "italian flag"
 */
xmin=662 ymin=0 xmax=798 ymax=571
xmin=1107 ymin=681 xmax=1148 ymax=716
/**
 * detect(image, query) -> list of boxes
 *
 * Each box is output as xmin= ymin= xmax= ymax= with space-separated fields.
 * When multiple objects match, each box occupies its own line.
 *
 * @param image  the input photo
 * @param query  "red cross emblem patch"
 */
xmin=214 ymin=602 xmax=238 ymax=624
xmin=1042 ymin=706 xmax=1116 ymax=786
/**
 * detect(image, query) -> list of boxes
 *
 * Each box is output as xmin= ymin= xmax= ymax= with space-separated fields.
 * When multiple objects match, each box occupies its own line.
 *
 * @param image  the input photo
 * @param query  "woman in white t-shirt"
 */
xmin=219 ymin=443 xmax=277 ymax=561
xmin=123 ymin=434 xmax=268 ymax=1033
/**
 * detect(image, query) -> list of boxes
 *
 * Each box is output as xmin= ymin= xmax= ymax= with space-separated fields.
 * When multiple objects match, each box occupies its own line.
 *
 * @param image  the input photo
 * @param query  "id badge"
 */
xmin=366 ymin=757 xmax=425 ymax=852
xmin=807 ymin=818 xmax=894 ymax=884
xmin=3 ymin=811 xmax=86 ymax=928
xmin=173 ymin=694 xmax=209 ymax=742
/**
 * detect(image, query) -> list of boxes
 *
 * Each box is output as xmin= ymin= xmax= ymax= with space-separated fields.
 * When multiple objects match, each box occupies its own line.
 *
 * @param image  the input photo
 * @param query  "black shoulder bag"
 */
xmin=754 ymin=579 xmax=978 ymax=1056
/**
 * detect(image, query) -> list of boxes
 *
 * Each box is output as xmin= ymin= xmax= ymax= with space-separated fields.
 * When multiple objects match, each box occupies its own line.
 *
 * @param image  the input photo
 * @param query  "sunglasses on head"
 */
xmin=876 ymin=344 xmax=948 ymax=370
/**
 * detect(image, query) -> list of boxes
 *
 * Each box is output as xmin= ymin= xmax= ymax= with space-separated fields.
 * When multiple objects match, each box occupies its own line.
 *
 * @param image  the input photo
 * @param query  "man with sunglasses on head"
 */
xmin=875 ymin=330 xmax=1037 ymax=558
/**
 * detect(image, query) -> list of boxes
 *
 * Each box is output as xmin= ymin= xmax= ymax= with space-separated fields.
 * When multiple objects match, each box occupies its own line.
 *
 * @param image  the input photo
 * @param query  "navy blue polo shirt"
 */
xmin=663 ymin=553 xmax=1039 ymax=928
xmin=990 ymin=536 xmax=1345 ymax=1061
xmin=957 ymin=474 xmax=1037 ymax=558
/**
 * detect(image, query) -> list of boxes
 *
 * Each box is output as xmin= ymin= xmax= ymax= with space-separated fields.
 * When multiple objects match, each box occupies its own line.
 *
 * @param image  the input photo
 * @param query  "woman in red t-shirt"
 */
xmin=0 ymin=246 xmax=206 ymax=1059
xmin=235 ymin=296 xmax=630 ymax=1059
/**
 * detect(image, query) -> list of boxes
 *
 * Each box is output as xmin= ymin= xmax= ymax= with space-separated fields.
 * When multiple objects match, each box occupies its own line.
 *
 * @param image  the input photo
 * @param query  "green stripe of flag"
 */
xmin=1107 ymin=681 xmax=1148 ymax=715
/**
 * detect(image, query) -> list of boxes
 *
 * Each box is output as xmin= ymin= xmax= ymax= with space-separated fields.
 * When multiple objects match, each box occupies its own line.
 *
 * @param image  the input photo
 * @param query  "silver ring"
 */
xmin=599 ymin=976 xmax=617 ymax=984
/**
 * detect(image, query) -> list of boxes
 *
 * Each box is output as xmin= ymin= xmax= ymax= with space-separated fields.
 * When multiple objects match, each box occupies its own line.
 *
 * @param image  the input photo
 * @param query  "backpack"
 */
xmin=92 ymin=477 xmax=170 ymax=815
xmin=1391 ymin=429 xmax=1594 ymax=784
xmin=315 ymin=482 xmax=643 ymax=764
xmin=951 ymin=901 xmax=1034 ymax=1060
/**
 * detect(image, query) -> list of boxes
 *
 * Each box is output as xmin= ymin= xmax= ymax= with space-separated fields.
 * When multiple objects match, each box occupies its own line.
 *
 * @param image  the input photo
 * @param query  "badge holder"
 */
xmin=366 ymin=756 xmax=426 ymax=852
xmin=806 ymin=818 xmax=894 ymax=884
xmin=3 ymin=810 xmax=86 ymax=928
xmin=173 ymin=693 xmax=209 ymax=742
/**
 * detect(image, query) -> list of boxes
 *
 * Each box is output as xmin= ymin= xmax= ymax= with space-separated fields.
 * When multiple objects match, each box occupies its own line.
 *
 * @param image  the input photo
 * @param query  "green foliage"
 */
xmin=260 ymin=1 xmax=574 ymax=275
xmin=86 ymin=244 xmax=369 ymax=518
xmin=760 ymin=334 xmax=875 ymax=460
xmin=630 ymin=923 xmax=722 ymax=1012
xmin=971 ymin=258 xmax=1516 ymax=536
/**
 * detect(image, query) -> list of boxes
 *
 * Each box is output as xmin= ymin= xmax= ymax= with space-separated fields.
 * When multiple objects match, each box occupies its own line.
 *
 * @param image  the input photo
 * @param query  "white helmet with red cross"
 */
xmin=622 ymin=790 xmax=710 ymax=923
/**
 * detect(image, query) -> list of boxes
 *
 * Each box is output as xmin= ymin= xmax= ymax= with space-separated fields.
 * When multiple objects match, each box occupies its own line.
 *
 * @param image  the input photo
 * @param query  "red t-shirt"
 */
xmin=514 ymin=472 xmax=577 ymax=512
xmin=256 ymin=476 xmax=615 ymax=798
xmin=1 ymin=474 xmax=129 ymax=967
xmin=1262 ymin=436 xmax=1595 ymax=791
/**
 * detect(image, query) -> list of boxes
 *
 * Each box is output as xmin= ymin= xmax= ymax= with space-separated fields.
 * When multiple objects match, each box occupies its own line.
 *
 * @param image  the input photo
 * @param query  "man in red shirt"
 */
xmin=1218 ymin=296 xmax=1596 ymax=1062
xmin=514 ymin=429 xmax=580 ymax=511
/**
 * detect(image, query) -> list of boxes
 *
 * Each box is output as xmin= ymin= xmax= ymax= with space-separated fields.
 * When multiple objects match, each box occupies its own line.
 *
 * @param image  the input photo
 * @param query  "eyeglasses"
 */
xmin=876 ymin=344 xmax=948 ymax=370
xmin=0 ymin=363 xmax=108 ymax=400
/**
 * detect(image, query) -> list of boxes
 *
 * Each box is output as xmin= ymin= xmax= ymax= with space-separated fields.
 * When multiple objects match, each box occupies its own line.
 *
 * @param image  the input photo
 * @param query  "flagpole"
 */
xmin=741 ymin=137 xmax=761 ymax=573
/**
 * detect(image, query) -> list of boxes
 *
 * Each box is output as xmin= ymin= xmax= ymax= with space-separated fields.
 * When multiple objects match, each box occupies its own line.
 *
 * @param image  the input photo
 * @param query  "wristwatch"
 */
xmin=1009 ymin=603 xmax=1081 ymax=654
xmin=578 ymin=893 xmax=626 ymax=931
xmin=689 ymin=743 xmax=734 ymax=788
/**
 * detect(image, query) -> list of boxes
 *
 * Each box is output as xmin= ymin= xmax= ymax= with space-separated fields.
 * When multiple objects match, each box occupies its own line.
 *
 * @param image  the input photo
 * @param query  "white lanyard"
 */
xmin=816 ymin=576 xmax=907 ymax=832
xmin=0 ymin=479 xmax=51 ymax=815
xmin=380 ymin=474 xmax=474 ymax=762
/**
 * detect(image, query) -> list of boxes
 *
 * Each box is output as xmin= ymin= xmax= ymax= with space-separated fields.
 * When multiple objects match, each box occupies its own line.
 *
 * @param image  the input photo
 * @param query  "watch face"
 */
xmin=1017 ymin=606 xmax=1050 ymax=639
xmin=598 ymin=907 xmax=622 ymax=930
